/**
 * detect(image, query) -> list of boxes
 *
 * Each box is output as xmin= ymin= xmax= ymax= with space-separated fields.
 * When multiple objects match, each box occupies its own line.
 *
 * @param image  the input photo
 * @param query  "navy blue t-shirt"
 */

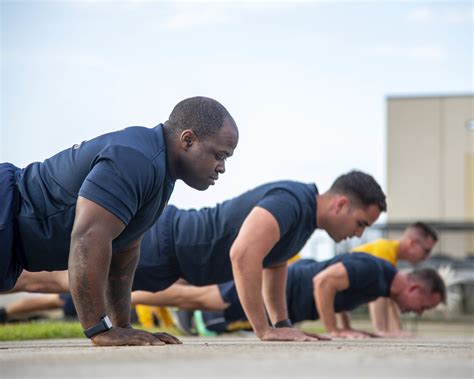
xmin=15 ymin=124 xmax=175 ymax=271
xmin=286 ymin=253 xmax=397 ymax=323
xmin=171 ymin=181 xmax=318 ymax=285
xmin=133 ymin=181 xmax=318 ymax=291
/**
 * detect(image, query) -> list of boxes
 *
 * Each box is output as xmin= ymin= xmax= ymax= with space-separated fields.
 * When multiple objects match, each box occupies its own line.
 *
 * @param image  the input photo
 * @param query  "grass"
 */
xmin=0 ymin=320 xmax=84 ymax=341
xmin=0 ymin=320 xmax=182 ymax=341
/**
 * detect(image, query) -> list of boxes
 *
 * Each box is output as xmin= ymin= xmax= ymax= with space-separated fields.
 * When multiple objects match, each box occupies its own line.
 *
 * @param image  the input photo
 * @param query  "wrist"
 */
xmin=274 ymin=319 xmax=292 ymax=328
xmin=255 ymin=325 xmax=273 ymax=338
xmin=83 ymin=315 xmax=113 ymax=338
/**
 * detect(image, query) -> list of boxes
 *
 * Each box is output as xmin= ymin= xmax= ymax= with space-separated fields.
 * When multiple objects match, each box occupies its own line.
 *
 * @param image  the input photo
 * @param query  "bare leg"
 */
xmin=131 ymin=283 xmax=229 ymax=311
xmin=7 ymin=271 xmax=69 ymax=294
xmin=5 ymin=294 xmax=65 ymax=319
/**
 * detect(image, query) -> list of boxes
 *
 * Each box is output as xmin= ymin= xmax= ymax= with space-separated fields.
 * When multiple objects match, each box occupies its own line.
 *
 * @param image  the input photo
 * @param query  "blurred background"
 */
xmin=1 ymin=1 xmax=473 ymax=318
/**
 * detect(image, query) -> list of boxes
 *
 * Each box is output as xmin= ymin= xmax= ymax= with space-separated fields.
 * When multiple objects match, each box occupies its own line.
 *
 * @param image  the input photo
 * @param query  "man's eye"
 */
xmin=215 ymin=154 xmax=226 ymax=161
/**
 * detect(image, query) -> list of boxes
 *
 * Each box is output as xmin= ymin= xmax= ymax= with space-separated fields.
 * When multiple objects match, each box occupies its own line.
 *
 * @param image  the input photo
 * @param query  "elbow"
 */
xmin=230 ymin=247 xmax=245 ymax=268
xmin=313 ymin=275 xmax=324 ymax=291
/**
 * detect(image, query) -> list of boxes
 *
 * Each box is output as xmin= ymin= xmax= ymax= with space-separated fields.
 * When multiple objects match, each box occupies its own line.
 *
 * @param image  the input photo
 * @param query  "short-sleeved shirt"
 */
xmin=15 ymin=124 xmax=175 ymax=271
xmin=352 ymin=239 xmax=400 ymax=266
xmin=134 ymin=181 xmax=318 ymax=290
xmin=217 ymin=253 xmax=397 ymax=324
xmin=173 ymin=181 xmax=318 ymax=285
xmin=286 ymin=253 xmax=397 ymax=323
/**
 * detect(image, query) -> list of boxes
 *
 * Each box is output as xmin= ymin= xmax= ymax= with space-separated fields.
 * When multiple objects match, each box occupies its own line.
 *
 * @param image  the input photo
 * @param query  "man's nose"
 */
xmin=355 ymin=227 xmax=364 ymax=238
xmin=216 ymin=162 xmax=226 ymax=174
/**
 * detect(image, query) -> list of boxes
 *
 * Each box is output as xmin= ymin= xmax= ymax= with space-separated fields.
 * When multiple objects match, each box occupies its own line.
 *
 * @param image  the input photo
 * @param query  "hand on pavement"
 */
xmin=91 ymin=327 xmax=175 ymax=346
xmin=375 ymin=330 xmax=414 ymax=338
xmin=301 ymin=330 xmax=332 ymax=341
xmin=330 ymin=329 xmax=376 ymax=339
xmin=260 ymin=327 xmax=324 ymax=342
xmin=152 ymin=331 xmax=182 ymax=344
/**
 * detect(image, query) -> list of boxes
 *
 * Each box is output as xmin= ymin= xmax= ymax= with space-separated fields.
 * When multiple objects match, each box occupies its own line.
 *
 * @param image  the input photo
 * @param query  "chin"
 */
xmin=182 ymin=178 xmax=209 ymax=191
xmin=194 ymin=182 xmax=210 ymax=191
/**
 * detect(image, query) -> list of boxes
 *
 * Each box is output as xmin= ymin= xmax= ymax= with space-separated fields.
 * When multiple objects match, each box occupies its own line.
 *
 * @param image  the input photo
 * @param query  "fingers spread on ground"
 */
xmin=150 ymin=340 xmax=166 ymax=346
xmin=154 ymin=332 xmax=182 ymax=344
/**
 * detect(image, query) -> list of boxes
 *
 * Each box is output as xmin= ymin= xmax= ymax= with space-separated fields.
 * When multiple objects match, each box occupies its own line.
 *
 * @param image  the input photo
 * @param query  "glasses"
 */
xmin=414 ymin=238 xmax=432 ymax=255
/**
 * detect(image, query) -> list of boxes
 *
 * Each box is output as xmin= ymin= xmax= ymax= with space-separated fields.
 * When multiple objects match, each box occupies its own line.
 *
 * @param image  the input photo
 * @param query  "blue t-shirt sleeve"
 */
xmin=79 ymin=145 xmax=156 ymax=225
xmin=257 ymin=189 xmax=302 ymax=237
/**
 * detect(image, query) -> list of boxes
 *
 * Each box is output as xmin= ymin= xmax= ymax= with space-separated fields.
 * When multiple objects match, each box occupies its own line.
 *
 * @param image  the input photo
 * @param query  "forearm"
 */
xmin=105 ymin=245 xmax=140 ymax=327
xmin=386 ymin=300 xmax=402 ymax=332
xmin=232 ymin=258 xmax=270 ymax=337
xmin=336 ymin=312 xmax=352 ymax=330
xmin=262 ymin=263 xmax=288 ymax=325
xmin=314 ymin=279 xmax=338 ymax=333
xmin=69 ymin=232 xmax=111 ymax=329
xmin=368 ymin=298 xmax=389 ymax=332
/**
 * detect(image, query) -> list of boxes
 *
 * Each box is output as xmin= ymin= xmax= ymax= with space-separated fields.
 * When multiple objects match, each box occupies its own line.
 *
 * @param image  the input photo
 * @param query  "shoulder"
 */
xmin=258 ymin=181 xmax=316 ymax=206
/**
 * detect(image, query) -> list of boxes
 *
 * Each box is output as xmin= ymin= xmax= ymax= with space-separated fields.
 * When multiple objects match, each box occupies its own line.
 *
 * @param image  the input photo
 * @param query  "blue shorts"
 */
xmin=132 ymin=205 xmax=181 ymax=292
xmin=0 ymin=163 xmax=23 ymax=291
xmin=218 ymin=281 xmax=246 ymax=323
xmin=59 ymin=293 xmax=78 ymax=318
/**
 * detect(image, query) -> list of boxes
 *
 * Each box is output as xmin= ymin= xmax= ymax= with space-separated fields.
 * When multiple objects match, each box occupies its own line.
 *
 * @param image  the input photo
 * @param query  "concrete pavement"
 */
xmin=1 ymin=335 xmax=473 ymax=378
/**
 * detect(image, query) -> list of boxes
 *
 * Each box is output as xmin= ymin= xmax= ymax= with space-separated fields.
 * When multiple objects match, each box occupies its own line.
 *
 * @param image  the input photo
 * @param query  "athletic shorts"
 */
xmin=132 ymin=205 xmax=181 ymax=292
xmin=59 ymin=293 xmax=78 ymax=318
xmin=0 ymin=163 xmax=23 ymax=291
xmin=218 ymin=281 xmax=246 ymax=323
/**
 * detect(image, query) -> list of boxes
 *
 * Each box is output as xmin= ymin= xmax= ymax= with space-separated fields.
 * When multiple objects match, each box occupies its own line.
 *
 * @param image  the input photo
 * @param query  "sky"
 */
xmin=1 ymin=0 xmax=472 ymax=258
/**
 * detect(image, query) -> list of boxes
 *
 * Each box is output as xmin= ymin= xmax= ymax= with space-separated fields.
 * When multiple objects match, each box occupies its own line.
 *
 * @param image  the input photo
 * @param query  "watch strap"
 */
xmin=274 ymin=318 xmax=292 ymax=328
xmin=83 ymin=315 xmax=113 ymax=338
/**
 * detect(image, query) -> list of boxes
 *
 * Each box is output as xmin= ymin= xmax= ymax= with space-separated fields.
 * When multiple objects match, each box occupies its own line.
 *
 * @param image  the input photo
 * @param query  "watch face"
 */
xmin=103 ymin=316 xmax=113 ymax=329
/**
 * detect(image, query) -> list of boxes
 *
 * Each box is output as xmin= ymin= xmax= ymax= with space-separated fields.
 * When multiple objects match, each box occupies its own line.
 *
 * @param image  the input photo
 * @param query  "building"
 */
xmin=386 ymin=94 xmax=474 ymax=259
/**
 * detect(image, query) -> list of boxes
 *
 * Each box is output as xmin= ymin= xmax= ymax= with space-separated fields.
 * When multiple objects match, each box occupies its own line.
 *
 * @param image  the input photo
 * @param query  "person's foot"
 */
xmin=170 ymin=309 xmax=197 ymax=336
xmin=193 ymin=311 xmax=218 ymax=337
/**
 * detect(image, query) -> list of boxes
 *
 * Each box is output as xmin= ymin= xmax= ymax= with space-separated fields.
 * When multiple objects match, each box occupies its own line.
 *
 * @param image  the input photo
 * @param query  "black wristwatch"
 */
xmin=274 ymin=319 xmax=292 ymax=328
xmin=83 ymin=315 xmax=113 ymax=338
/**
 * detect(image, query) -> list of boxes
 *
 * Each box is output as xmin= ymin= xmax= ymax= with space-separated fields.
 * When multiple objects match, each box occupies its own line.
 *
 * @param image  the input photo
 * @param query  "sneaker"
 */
xmin=193 ymin=311 xmax=218 ymax=337
xmin=170 ymin=309 xmax=197 ymax=336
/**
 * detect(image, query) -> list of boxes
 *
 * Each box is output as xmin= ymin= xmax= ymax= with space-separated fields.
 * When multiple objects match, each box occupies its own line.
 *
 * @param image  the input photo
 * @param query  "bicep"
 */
xmin=230 ymin=206 xmax=281 ymax=263
xmin=314 ymin=263 xmax=350 ymax=292
xmin=72 ymin=196 xmax=126 ymax=242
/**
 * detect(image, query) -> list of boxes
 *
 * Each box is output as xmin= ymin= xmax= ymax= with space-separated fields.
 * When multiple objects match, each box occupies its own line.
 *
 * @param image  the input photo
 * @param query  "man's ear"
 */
xmin=408 ymin=282 xmax=423 ymax=295
xmin=180 ymin=130 xmax=197 ymax=149
xmin=335 ymin=196 xmax=349 ymax=214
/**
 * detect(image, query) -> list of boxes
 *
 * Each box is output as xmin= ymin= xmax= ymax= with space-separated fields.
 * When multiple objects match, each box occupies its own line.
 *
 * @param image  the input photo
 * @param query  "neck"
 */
xmin=396 ymin=238 xmax=408 ymax=260
xmin=163 ymin=127 xmax=178 ymax=180
xmin=315 ymin=192 xmax=332 ymax=231
xmin=389 ymin=272 xmax=406 ymax=301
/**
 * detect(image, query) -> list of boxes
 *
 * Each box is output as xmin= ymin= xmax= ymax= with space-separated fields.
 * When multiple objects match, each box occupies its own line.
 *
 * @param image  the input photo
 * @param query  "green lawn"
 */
xmin=0 ymin=320 xmax=182 ymax=341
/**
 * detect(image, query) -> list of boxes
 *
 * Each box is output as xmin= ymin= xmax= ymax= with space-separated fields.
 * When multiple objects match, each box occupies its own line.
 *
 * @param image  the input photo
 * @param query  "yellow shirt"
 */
xmin=352 ymin=239 xmax=400 ymax=266
xmin=288 ymin=253 xmax=301 ymax=264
